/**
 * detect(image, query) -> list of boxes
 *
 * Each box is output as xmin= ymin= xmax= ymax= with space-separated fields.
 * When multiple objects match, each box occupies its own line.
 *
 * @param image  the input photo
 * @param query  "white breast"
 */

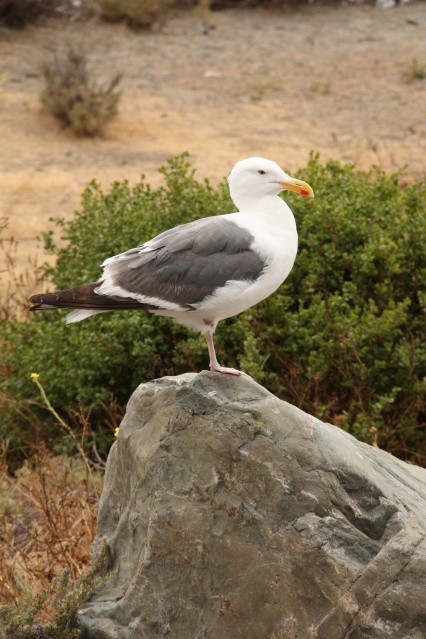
xmin=188 ymin=206 xmax=298 ymax=323
xmin=150 ymin=198 xmax=298 ymax=333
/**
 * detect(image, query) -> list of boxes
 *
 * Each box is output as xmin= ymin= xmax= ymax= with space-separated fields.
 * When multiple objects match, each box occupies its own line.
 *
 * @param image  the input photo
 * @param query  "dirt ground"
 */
xmin=0 ymin=3 xmax=425 ymax=288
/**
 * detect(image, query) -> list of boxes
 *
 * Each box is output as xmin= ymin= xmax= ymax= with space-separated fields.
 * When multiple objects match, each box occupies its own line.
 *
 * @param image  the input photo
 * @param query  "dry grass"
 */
xmin=0 ymin=364 xmax=109 ymax=634
xmin=404 ymin=58 xmax=426 ymax=82
xmin=0 ymin=446 xmax=103 ymax=613
xmin=0 ymin=371 xmax=108 ymax=634
xmin=0 ymin=219 xmax=43 ymax=322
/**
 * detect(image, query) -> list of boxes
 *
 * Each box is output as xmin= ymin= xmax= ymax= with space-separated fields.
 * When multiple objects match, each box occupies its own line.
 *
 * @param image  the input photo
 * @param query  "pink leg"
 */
xmin=204 ymin=328 xmax=247 ymax=377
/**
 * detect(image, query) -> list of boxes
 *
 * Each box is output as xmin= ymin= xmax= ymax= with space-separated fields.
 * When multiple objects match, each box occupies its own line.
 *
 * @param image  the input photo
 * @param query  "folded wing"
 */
xmin=96 ymin=216 xmax=266 ymax=310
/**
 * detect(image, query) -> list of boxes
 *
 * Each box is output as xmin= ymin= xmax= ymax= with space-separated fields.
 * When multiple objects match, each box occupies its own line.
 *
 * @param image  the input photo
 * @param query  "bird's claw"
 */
xmin=209 ymin=364 xmax=248 ymax=377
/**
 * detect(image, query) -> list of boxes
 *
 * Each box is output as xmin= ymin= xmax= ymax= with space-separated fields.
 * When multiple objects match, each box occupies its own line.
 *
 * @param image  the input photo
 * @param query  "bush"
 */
xmin=0 ymin=534 xmax=111 ymax=638
xmin=0 ymin=0 xmax=92 ymax=28
xmin=41 ymin=46 xmax=121 ymax=137
xmin=0 ymin=448 xmax=102 ymax=603
xmin=99 ymin=0 xmax=178 ymax=28
xmin=0 ymin=0 xmax=54 ymax=28
xmin=0 ymin=154 xmax=424 ymax=465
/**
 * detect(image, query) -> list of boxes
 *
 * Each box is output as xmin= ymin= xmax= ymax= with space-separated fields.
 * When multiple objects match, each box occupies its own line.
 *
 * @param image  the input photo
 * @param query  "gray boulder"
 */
xmin=78 ymin=372 xmax=426 ymax=639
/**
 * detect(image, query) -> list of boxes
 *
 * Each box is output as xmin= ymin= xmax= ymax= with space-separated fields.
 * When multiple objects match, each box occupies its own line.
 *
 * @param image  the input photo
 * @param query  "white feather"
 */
xmin=94 ymin=281 xmax=185 ymax=311
xmin=66 ymin=309 xmax=110 ymax=324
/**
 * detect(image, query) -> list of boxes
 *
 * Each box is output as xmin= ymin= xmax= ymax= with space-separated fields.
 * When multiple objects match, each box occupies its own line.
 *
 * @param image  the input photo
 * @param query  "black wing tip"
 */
xmin=29 ymin=294 xmax=43 ymax=311
xmin=29 ymin=294 xmax=56 ymax=311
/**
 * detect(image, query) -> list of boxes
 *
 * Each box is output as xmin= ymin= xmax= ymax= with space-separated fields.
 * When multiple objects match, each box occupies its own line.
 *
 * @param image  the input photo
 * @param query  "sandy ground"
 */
xmin=0 ymin=3 xmax=425 ymax=289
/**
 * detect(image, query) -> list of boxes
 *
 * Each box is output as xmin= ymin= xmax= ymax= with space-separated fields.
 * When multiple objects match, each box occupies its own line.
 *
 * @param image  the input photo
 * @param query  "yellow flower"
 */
xmin=30 ymin=372 xmax=40 ymax=380
xmin=114 ymin=427 xmax=120 ymax=438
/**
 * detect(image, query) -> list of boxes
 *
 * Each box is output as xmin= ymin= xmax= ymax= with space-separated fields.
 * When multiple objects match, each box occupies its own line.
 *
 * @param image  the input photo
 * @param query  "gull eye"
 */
xmin=257 ymin=169 xmax=266 ymax=175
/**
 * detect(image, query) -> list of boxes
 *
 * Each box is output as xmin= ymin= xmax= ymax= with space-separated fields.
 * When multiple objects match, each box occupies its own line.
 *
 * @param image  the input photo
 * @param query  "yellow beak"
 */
xmin=278 ymin=177 xmax=314 ymax=197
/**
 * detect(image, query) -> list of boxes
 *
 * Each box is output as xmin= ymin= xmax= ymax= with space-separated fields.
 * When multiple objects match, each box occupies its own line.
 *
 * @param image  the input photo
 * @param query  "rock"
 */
xmin=78 ymin=372 xmax=426 ymax=639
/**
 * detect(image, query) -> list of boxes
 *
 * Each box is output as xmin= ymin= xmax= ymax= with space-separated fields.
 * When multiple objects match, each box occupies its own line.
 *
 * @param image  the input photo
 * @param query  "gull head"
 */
xmin=228 ymin=157 xmax=314 ymax=210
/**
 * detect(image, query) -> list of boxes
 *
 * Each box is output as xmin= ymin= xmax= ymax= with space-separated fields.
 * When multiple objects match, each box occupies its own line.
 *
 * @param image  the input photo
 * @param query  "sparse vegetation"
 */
xmin=0 ymin=0 xmax=418 ymax=31
xmin=1 ymin=154 xmax=424 ymax=465
xmin=0 ymin=380 xmax=105 ymax=635
xmin=0 ymin=0 xmax=92 ymax=28
xmin=99 ymin=0 xmax=178 ymax=28
xmin=41 ymin=46 xmax=121 ymax=137
xmin=0 ymin=0 xmax=53 ymax=28
xmin=404 ymin=58 xmax=426 ymax=82
xmin=0 ymin=450 xmax=101 ymax=593
xmin=246 ymin=78 xmax=283 ymax=103
xmin=0 ymin=220 xmax=43 ymax=322
xmin=310 ymin=82 xmax=331 ymax=95
xmin=0 ymin=537 xmax=111 ymax=639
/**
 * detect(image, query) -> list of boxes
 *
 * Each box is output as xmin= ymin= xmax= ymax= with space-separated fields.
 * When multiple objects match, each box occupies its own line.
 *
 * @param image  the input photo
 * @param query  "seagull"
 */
xmin=30 ymin=157 xmax=313 ymax=376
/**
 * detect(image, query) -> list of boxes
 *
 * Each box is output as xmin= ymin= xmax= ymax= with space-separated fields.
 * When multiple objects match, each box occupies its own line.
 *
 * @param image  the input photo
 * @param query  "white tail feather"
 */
xmin=66 ymin=309 xmax=110 ymax=324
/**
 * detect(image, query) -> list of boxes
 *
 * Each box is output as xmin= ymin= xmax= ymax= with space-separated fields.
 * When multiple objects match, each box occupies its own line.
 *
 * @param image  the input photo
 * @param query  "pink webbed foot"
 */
xmin=209 ymin=363 xmax=248 ymax=377
xmin=204 ymin=325 xmax=248 ymax=377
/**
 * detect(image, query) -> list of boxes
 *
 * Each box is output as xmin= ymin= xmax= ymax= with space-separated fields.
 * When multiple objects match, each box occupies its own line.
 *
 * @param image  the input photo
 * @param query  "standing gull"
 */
xmin=30 ymin=157 xmax=314 ymax=375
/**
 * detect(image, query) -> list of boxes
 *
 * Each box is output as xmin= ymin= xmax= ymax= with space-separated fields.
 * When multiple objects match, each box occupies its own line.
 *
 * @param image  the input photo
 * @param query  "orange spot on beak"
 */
xmin=300 ymin=189 xmax=310 ymax=196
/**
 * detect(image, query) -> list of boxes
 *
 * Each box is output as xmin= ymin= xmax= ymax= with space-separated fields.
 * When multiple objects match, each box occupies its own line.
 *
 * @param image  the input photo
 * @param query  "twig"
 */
xmin=30 ymin=374 xmax=95 ymax=488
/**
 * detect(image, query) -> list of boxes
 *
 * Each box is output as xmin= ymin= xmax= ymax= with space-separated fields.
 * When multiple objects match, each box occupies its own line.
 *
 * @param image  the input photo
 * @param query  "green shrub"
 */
xmin=41 ymin=46 xmax=121 ymax=137
xmin=0 ymin=154 xmax=424 ymax=464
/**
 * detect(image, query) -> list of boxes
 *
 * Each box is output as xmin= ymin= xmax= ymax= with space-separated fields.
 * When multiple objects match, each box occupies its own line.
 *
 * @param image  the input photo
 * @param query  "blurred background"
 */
xmin=0 ymin=0 xmax=425 ymax=279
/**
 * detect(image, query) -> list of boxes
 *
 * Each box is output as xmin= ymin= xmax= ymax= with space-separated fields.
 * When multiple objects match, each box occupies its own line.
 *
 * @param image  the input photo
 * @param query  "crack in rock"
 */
xmin=78 ymin=372 xmax=426 ymax=639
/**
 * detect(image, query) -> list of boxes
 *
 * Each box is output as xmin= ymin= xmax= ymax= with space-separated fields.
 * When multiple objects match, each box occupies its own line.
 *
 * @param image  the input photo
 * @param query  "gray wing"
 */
xmin=98 ymin=216 xmax=266 ymax=308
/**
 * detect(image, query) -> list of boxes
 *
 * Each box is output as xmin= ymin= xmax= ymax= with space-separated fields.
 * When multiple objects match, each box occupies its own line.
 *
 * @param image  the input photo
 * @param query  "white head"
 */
xmin=228 ymin=157 xmax=314 ymax=211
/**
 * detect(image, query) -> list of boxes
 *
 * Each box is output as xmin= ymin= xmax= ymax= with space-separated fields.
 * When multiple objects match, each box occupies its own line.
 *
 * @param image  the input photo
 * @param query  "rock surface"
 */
xmin=78 ymin=372 xmax=426 ymax=639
